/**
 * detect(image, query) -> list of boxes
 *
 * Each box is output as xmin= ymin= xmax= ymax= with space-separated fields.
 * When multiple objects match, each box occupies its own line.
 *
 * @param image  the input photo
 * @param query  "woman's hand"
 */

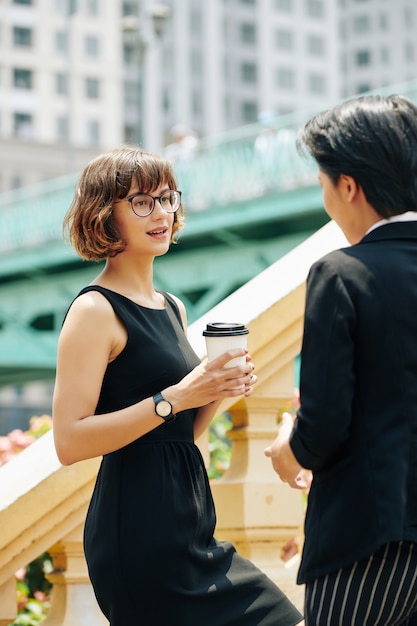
xmin=164 ymin=349 xmax=257 ymax=413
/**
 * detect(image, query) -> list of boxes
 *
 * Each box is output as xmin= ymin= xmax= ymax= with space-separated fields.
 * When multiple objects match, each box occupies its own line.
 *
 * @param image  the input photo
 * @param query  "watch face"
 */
xmin=157 ymin=400 xmax=172 ymax=418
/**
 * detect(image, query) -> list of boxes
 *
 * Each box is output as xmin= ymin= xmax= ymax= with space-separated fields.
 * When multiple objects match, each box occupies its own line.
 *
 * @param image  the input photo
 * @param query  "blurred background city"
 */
xmin=1 ymin=0 xmax=417 ymax=434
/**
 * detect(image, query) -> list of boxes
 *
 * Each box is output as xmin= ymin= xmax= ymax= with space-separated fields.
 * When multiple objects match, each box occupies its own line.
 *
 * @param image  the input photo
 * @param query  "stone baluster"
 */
xmin=211 ymin=360 xmax=305 ymax=610
xmin=0 ymin=577 xmax=17 ymax=626
xmin=42 ymin=524 xmax=108 ymax=626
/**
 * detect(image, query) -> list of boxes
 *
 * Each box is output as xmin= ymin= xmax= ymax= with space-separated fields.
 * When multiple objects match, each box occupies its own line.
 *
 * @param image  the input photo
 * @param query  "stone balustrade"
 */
xmin=0 ymin=221 xmax=347 ymax=624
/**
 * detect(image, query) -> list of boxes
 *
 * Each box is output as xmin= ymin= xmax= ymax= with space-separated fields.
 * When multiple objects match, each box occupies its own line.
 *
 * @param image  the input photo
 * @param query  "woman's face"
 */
xmin=112 ymin=179 xmax=176 ymax=258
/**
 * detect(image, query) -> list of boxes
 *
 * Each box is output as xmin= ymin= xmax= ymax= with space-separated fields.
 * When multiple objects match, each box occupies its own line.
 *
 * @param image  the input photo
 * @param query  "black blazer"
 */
xmin=290 ymin=221 xmax=417 ymax=584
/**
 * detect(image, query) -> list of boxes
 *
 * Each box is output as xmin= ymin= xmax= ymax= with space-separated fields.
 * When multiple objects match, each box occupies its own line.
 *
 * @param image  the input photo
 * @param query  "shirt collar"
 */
xmin=366 ymin=211 xmax=417 ymax=236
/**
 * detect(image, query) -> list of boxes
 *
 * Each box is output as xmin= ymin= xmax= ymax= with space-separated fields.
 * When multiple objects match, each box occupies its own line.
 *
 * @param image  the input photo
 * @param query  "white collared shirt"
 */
xmin=366 ymin=211 xmax=417 ymax=235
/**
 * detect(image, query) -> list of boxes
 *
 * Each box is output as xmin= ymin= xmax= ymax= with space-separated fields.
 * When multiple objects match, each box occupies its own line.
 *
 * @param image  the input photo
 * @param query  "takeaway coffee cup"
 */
xmin=203 ymin=322 xmax=249 ymax=368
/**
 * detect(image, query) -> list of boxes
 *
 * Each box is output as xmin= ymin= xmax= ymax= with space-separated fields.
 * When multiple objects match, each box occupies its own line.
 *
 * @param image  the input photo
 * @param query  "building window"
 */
xmin=353 ymin=15 xmax=370 ymax=32
xmin=190 ymin=10 xmax=202 ymax=37
xmin=13 ymin=27 xmax=33 ymax=47
xmin=13 ymin=0 xmax=32 ymax=4
xmin=56 ymin=116 xmax=69 ymax=140
xmin=122 ymin=2 xmax=139 ymax=17
xmin=13 ymin=68 xmax=33 ymax=89
xmin=276 ymin=29 xmax=294 ymax=51
xmin=356 ymin=50 xmax=371 ymax=65
xmin=56 ymin=73 xmax=69 ymax=95
xmin=379 ymin=13 xmax=388 ymax=30
xmin=124 ymin=82 xmax=139 ymax=108
xmin=123 ymin=43 xmax=136 ymax=65
xmin=240 ymin=23 xmax=256 ymax=44
xmin=276 ymin=67 xmax=295 ymax=89
xmin=85 ymin=35 xmax=99 ymax=57
xmin=404 ymin=8 xmax=414 ymax=27
xmin=192 ymin=90 xmax=203 ymax=115
xmin=124 ymin=124 xmax=136 ymax=143
xmin=405 ymin=42 xmax=414 ymax=62
xmin=55 ymin=31 xmax=68 ymax=53
xmin=55 ymin=0 xmax=74 ymax=15
xmin=356 ymin=83 xmax=371 ymax=94
xmin=162 ymin=86 xmax=171 ymax=113
xmin=380 ymin=47 xmax=390 ymax=63
xmin=86 ymin=119 xmax=100 ymax=145
xmin=14 ymin=113 xmax=33 ymax=138
xmin=12 ymin=175 xmax=24 ymax=189
xmin=307 ymin=34 xmax=324 ymax=55
xmin=242 ymin=101 xmax=257 ymax=123
xmin=308 ymin=73 xmax=326 ymax=94
xmin=276 ymin=0 xmax=293 ymax=12
xmin=86 ymin=0 xmax=99 ymax=15
xmin=85 ymin=77 xmax=99 ymax=99
xmin=241 ymin=62 xmax=257 ymax=83
xmin=191 ymin=50 xmax=202 ymax=75
xmin=305 ymin=0 xmax=324 ymax=18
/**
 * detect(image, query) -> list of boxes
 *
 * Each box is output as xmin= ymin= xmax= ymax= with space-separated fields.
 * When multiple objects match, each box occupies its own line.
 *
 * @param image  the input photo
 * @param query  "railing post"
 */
xmin=211 ymin=361 xmax=305 ymax=610
xmin=43 ymin=523 xmax=107 ymax=626
xmin=0 ymin=577 xmax=17 ymax=626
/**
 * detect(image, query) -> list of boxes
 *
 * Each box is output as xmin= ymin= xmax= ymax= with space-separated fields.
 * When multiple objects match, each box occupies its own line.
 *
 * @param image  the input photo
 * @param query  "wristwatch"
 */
xmin=153 ymin=392 xmax=176 ymax=423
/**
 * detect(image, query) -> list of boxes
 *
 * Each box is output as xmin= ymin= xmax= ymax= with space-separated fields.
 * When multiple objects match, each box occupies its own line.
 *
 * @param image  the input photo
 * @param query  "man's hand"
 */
xmin=264 ymin=412 xmax=311 ymax=490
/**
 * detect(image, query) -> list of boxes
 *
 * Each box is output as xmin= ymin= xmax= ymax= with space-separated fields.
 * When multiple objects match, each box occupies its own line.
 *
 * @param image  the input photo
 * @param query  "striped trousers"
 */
xmin=304 ymin=542 xmax=417 ymax=626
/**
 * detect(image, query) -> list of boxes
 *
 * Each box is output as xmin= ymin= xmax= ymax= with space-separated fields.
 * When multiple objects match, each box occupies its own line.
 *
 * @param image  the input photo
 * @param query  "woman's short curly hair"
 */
xmin=64 ymin=147 xmax=185 ymax=261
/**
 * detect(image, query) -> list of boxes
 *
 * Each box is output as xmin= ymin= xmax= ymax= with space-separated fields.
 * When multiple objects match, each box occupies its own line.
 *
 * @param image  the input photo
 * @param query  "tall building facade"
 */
xmin=339 ymin=0 xmax=417 ymax=98
xmin=0 ymin=0 xmax=417 ymax=192
xmin=0 ymin=0 xmax=123 ymax=189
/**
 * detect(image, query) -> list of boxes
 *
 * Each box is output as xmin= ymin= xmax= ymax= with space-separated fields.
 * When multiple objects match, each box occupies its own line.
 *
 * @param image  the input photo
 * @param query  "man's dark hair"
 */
xmin=297 ymin=94 xmax=417 ymax=217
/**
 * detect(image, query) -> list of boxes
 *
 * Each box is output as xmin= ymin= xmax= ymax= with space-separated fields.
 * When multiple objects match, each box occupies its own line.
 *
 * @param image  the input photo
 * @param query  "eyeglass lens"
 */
xmin=130 ymin=190 xmax=181 ymax=217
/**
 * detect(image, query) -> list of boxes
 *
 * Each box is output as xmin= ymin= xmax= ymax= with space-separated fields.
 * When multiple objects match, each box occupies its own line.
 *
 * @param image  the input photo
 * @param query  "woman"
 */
xmin=53 ymin=147 xmax=304 ymax=626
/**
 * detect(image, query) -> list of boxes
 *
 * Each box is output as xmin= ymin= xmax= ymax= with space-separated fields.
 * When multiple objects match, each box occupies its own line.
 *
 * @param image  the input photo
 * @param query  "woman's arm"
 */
xmin=53 ymin=291 xmax=165 ymax=465
xmin=53 ymin=292 xmax=254 ymax=465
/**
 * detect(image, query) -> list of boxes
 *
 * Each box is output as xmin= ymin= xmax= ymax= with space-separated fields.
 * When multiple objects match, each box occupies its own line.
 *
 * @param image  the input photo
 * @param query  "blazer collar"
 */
xmin=360 ymin=221 xmax=417 ymax=245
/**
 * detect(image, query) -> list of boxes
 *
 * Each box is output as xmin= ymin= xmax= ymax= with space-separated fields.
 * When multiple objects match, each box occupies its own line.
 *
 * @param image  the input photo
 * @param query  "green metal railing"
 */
xmin=2 ymin=78 xmax=416 ymax=256
xmin=0 ymin=114 xmax=317 ymax=255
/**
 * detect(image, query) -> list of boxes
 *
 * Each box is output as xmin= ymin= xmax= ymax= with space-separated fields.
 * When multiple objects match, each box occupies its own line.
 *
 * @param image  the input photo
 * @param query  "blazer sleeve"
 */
xmin=290 ymin=255 xmax=356 ymax=472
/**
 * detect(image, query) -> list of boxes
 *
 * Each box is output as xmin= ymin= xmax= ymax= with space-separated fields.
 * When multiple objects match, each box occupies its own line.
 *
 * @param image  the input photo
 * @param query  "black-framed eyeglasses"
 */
xmin=127 ymin=190 xmax=182 ymax=217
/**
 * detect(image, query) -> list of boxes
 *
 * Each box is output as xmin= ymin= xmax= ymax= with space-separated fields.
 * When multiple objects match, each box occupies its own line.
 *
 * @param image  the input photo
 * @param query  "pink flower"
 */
xmin=15 ymin=567 xmax=26 ymax=581
xmin=7 ymin=429 xmax=34 ymax=450
xmin=0 ymin=436 xmax=12 ymax=452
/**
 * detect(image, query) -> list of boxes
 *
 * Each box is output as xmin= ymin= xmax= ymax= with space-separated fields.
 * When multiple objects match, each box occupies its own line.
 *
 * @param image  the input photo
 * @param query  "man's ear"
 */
xmin=339 ymin=174 xmax=360 ymax=203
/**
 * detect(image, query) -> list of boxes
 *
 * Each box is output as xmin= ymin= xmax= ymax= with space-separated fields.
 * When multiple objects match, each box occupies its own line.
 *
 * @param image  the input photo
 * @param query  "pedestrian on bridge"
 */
xmin=52 ymin=147 xmax=304 ymax=626
xmin=265 ymin=94 xmax=417 ymax=625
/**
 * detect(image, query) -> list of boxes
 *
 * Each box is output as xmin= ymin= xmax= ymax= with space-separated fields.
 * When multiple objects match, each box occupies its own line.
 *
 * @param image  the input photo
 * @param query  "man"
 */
xmin=265 ymin=94 xmax=417 ymax=625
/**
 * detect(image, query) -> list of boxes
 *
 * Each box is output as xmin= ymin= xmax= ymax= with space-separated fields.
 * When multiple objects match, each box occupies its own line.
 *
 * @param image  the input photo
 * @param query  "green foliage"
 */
xmin=11 ymin=552 xmax=52 ymax=625
xmin=208 ymin=412 xmax=233 ymax=479
xmin=2 ymin=418 xmax=53 ymax=626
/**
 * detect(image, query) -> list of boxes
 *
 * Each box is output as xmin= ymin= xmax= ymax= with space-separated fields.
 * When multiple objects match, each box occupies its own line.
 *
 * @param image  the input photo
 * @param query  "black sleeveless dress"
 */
xmin=77 ymin=286 xmax=302 ymax=626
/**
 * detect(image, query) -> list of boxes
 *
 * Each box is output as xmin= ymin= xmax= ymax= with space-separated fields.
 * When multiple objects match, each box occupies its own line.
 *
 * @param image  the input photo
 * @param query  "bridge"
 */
xmin=1 ymin=81 xmax=417 ymax=624
xmin=1 ymin=79 xmax=416 ymax=387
